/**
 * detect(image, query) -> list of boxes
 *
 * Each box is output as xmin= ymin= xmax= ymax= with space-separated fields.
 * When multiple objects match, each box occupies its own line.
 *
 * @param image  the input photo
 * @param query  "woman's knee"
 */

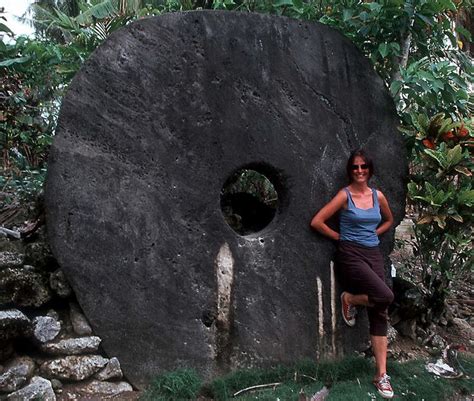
xmin=372 ymin=287 xmax=394 ymax=306
xmin=383 ymin=288 xmax=394 ymax=305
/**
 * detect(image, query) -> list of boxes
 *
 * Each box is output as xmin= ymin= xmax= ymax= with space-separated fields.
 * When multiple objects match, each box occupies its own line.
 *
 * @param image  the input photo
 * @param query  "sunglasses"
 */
xmin=351 ymin=164 xmax=369 ymax=170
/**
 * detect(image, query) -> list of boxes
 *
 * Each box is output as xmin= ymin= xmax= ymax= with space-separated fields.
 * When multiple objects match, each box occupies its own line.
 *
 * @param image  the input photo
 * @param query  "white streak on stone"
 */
xmin=316 ymin=277 xmax=324 ymax=340
xmin=216 ymin=243 xmax=234 ymax=330
xmin=330 ymin=261 xmax=336 ymax=356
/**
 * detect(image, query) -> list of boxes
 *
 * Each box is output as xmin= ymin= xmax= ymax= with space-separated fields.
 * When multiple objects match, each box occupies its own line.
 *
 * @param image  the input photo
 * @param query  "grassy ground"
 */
xmin=140 ymin=354 xmax=473 ymax=401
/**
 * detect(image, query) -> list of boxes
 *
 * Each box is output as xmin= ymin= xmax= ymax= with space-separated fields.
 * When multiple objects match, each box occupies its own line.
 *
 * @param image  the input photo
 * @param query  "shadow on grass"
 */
xmin=140 ymin=355 xmax=474 ymax=401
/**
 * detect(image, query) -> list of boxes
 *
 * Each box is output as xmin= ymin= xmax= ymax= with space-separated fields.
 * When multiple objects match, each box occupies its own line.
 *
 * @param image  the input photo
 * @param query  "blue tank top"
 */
xmin=339 ymin=188 xmax=381 ymax=247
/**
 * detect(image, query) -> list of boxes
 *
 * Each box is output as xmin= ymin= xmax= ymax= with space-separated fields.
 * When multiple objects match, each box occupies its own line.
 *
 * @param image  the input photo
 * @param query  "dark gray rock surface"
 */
xmin=0 ymin=252 xmax=24 ymax=270
xmin=32 ymin=316 xmax=61 ymax=343
xmin=6 ymin=376 xmax=55 ymax=401
xmin=0 ymin=357 xmax=35 ymax=393
xmin=40 ymin=355 xmax=108 ymax=381
xmin=49 ymin=270 xmax=73 ymax=298
xmin=94 ymin=357 xmax=122 ymax=381
xmin=40 ymin=336 xmax=101 ymax=355
xmin=0 ymin=309 xmax=31 ymax=342
xmin=45 ymin=11 xmax=407 ymax=388
xmin=0 ymin=266 xmax=52 ymax=307
xmin=69 ymin=303 xmax=92 ymax=336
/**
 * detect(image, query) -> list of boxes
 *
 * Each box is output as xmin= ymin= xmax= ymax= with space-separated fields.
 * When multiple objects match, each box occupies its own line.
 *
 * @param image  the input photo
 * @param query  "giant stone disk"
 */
xmin=45 ymin=11 xmax=407 ymax=388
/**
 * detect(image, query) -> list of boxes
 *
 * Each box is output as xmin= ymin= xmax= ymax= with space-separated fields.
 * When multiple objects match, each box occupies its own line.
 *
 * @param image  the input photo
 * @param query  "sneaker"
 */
xmin=373 ymin=373 xmax=394 ymax=399
xmin=340 ymin=292 xmax=356 ymax=326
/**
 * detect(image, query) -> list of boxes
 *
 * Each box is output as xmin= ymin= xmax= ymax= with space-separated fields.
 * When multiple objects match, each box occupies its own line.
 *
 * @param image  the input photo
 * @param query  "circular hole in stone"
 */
xmin=220 ymin=168 xmax=278 ymax=235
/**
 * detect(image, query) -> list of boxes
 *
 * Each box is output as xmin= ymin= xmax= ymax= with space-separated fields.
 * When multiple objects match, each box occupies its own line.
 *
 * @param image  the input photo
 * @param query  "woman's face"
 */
xmin=350 ymin=156 xmax=370 ymax=184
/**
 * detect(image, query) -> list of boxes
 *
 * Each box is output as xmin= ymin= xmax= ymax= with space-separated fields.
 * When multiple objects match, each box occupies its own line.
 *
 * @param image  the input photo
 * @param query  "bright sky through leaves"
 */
xmin=1 ymin=0 xmax=34 ymax=36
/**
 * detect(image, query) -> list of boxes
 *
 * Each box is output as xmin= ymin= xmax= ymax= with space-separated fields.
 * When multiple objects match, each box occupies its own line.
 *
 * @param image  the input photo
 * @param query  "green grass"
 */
xmin=141 ymin=355 xmax=474 ymax=401
xmin=140 ymin=368 xmax=202 ymax=401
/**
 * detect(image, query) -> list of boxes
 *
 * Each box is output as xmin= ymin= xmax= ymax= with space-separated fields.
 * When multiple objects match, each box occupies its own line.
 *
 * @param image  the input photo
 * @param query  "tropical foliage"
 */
xmin=1 ymin=0 xmax=472 ymax=313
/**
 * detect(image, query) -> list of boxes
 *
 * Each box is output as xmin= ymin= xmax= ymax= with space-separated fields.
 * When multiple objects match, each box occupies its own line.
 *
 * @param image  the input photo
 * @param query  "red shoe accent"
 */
xmin=373 ymin=373 xmax=394 ymax=399
xmin=340 ymin=292 xmax=356 ymax=327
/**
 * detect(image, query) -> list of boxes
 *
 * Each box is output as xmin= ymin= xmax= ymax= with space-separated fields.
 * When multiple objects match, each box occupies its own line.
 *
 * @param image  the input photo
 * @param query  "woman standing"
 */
xmin=311 ymin=149 xmax=395 ymax=399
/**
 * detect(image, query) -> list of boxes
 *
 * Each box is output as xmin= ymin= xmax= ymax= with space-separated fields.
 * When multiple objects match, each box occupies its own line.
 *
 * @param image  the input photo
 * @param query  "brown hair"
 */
xmin=346 ymin=149 xmax=374 ymax=182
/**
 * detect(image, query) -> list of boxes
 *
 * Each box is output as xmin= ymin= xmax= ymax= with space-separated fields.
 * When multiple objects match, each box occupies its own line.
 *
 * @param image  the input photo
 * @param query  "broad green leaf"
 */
xmin=446 ymin=145 xmax=463 ymax=167
xmin=455 ymin=25 xmax=472 ymax=41
xmin=342 ymin=9 xmax=353 ymax=22
xmin=390 ymin=80 xmax=402 ymax=96
xmin=407 ymin=182 xmax=418 ymax=197
xmin=366 ymin=2 xmax=382 ymax=12
xmin=0 ymin=56 xmax=31 ymax=67
xmin=415 ymin=13 xmax=434 ymax=26
xmin=358 ymin=11 xmax=369 ymax=22
xmin=378 ymin=43 xmax=389 ymax=58
xmin=457 ymin=190 xmax=474 ymax=206
xmin=273 ymin=0 xmax=294 ymax=6
xmin=424 ymin=148 xmax=446 ymax=169
xmin=440 ymin=0 xmax=457 ymax=11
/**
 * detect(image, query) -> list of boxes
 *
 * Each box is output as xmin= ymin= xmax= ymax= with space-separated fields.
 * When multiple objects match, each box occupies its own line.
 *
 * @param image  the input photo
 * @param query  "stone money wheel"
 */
xmin=45 ymin=11 xmax=407 ymax=388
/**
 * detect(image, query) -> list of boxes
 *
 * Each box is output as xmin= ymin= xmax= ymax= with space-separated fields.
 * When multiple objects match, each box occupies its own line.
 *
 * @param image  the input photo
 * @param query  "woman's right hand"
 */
xmin=310 ymin=189 xmax=347 ymax=241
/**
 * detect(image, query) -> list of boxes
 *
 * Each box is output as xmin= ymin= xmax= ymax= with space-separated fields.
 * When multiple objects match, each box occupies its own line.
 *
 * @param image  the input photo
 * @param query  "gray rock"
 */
xmin=75 ymin=380 xmax=133 ymax=396
xmin=46 ymin=309 xmax=60 ymax=321
xmin=392 ymin=277 xmax=426 ymax=320
xmin=45 ymin=11 xmax=407 ymax=388
xmin=452 ymin=318 xmax=474 ymax=341
xmin=430 ymin=334 xmax=446 ymax=349
xmin=33 ymin=316 xmax=61 ymax=343
xmin=24 ymin=242 xmax=57 ymax=272
xmin=49 ymin=269 xmax=72 ymax=298
xmin=0 ymin=267 xmax=52 ymax=307
xmin=0 ymin=252 xmax=24 ymax=270
xmin=41 ymin=336 xmax=101 ymax=355
xmin=387 ymin=325 xmax=397 ymax=345
xmin=50 ymin=378 xmax=62 ymax=390
xmin=95 ymin=357 xmax=122 ymax=380
xmin=40 ymin=355 xmax=108 ymax=381
xmin=394 ymin=318 xmax=417 ymax=340
xmin=0 ymin=309 xmax=31 ymax=341
xmin=0 ymin=357 xmax=34 ymax=393
xmin=0 ymin=356 xmax=35 ymax=393
xmin=6 ymin=376 xmax=56 ymax=401
xmin=69 ymin=303 xmax=92 ymax=336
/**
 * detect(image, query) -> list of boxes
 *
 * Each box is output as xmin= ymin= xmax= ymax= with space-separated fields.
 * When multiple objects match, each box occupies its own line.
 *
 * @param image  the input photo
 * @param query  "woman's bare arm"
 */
xmin=310 ymin=190 xmax=347 ymax=241
xmin=376 ymin=190 xmax=394 ymax=236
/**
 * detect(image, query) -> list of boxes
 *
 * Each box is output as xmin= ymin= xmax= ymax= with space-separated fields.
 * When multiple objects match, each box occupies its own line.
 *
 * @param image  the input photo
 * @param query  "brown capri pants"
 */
xmin=335 ymin=241 xmax=394 ymax=336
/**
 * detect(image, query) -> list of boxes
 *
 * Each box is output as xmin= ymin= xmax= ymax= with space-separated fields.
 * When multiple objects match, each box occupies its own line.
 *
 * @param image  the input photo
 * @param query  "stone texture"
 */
xmin=69 ymin=302 xmax=92 ymax=336
xmin=6 ymin=376 xmax=56 ymax=401
xmin=33 ymin=315 xmax=61 ymax=343
xmin=45 ymin=11 xmax=407 ymax=388
xmin=75 ymin=380 xmax=133 ymax=396
xmin=40 ymin=355 xmax=108 ymax=381
xmin=94 ymin=357 xmax=122 ymax=380
xmin=0 ymin=342 xmax=14 ymax=362
xmin=0 ymin=266 xmax=52 ymax=307
xmin=394 ymin=318 xmax=417 ymax=340
xmin=387 ymin=324 xmax=397 ymax=345
xmin=41 ymin=336 xmax=101 ymax=355
xmin=0 ymin=309 xmax=31 ymax=341
xmin=49 ymin=269 xmax=73 ymax=298
xmin=0 ymin=252 xmax=24 ymax=270
xmin=24 ymin=242 xmax=57 ymax=272
xmin=0 ymin=357 xmax=35 ymax=393
xmin=452 ymin=317 xmax=474 ymax=341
